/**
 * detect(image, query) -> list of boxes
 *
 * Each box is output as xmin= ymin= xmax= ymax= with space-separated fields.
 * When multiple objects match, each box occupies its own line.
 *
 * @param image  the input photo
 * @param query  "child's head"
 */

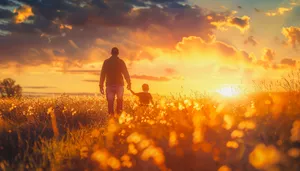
xmin=142 ymin=84 xmax=149 ymax=92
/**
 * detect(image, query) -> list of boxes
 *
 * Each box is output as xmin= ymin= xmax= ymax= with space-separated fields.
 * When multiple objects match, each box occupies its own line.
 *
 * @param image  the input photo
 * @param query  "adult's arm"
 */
xmin=99 ymin=61 xmax=107 ymax=88
xmin=122 ymin=60 xmax=131 ymax=86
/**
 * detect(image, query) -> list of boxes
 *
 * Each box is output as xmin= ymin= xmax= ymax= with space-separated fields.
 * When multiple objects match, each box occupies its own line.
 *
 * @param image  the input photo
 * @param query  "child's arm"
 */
xmin=129 ymin=89 xmax=137 ymax=96
xmin=150 ymin=94 xmax=154 ymax=105
xmin=150 ymin=99 xmax=154 ymax=105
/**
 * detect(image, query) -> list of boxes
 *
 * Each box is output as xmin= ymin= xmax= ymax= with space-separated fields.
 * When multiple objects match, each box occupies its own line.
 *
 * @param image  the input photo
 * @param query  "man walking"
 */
xmin=99 ymin=47 xmax=131 ymax=116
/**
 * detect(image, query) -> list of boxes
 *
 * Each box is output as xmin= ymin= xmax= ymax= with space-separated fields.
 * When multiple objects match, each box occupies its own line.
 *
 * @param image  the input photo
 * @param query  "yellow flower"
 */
xmin=226 ymin=141 xmax=239 ymax=149
xmin=218 ymin=165 xmax=232 ymax=171
xmin=249 ymin=144 xmax=280 ymax=170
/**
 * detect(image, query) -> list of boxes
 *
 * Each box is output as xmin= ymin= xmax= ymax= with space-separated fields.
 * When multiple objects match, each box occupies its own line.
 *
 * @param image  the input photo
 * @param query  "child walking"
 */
xmin=129 ymin=84 xmax=154 ymax=106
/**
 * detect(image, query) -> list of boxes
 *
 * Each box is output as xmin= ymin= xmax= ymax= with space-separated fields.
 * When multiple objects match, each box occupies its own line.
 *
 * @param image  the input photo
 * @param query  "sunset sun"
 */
xmin=216 ymin=86 xmax=240 ymax=97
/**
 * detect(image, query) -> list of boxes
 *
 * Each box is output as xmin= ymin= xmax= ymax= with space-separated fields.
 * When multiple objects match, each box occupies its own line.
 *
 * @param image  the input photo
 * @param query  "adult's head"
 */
xmin=142 ymin=84 xmax=149 ymax=92
xmin=111 ymin=47 xmax=119 ymax=56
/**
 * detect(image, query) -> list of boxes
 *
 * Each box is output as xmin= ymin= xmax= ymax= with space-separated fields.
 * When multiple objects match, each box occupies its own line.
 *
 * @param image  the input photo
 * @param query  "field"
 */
xmin=0 ymin=92 xmax=300 ymax=171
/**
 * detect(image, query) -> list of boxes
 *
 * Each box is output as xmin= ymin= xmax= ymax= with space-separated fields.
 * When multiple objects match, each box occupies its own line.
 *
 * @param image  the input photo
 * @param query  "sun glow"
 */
xmin=216 ymin=86 xmax=240 ymax=97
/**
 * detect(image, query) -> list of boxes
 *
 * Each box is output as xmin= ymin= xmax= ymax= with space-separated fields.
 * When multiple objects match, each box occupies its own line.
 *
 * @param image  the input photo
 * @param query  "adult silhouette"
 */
xmin=99 ymin=47 xmax=131 ymax=115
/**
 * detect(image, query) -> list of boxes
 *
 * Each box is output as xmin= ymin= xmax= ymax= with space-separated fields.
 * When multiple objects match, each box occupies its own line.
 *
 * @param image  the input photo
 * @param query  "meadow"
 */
xmin=0 ymin=88 xmax=300 ymax=171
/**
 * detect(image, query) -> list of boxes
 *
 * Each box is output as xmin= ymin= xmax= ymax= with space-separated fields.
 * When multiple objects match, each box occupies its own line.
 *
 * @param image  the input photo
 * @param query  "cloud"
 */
xmin=282 ymin=26 xmax=300 ymax=48
xmin=13 ymin=5 xmax=34 ymax=24
xmin=254 ymin=8 xmax=261 ymax=12
xmin=0 ymin=0 xmax=253 ymax=69
xmin=265 ymin=7 xmax=293 ymax=16
xmin=131 ymin=75 xmax=171 ymax=82
xmin=261 ymin=48 xmax=275 ymax=62
xmin=290 ymin=0 xmax=300 ymax=6
xmin=244 ymin=36 xmax=258 ymax=46
xmin=82 ymin=74 xmax=172 ymax=82
xmin=281 ymin=58 xmax=297 ymax=66
xmin=1 ymin=0 xmax=229 ymax=67
xmin=56 ymin=70 xmax=101 ymax=75
xmin=211 ymin=15 xmax=250 ymax=33
xmin=23 ymin=86 xmax=57 ymax=89
xmin=82 ymin=80 xmax=99 ymax=83
xmin=165 ymin=68 xmax=177 ymax=75
xmin=0 ymin=9 xmax=14 ymax=19
xmin=0 ymin=0 xmax=17 ymax=6
xmin=175 ymin=36 xmax=253 ymax=66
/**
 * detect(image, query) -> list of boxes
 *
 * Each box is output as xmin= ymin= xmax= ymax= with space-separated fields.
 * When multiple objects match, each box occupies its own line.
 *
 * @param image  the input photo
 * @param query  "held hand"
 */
xmin=100 ymin=86 xmax=104 ymax=95
xmin=127 ymin=84 xmax=131 ymax=90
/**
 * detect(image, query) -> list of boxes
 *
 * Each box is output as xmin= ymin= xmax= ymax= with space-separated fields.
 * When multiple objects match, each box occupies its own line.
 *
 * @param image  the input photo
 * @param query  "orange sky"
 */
xmin=1 ymin=0 xmax=300 ymax=95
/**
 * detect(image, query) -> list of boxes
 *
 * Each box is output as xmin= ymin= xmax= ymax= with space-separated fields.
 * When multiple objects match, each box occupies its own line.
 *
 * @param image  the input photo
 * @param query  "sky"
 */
xmin=1 ymin=0 xmax=300 ymax=95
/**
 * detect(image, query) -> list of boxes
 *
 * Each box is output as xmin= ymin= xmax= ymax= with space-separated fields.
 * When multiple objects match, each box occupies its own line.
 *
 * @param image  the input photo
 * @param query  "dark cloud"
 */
xmin=23 ymin=86 xmax=57 ymax=89
xmin=82 ymin=80 xmax=99 ymax=83
xmin=0 ymin=9 xmax=14 ymax=19
xmin=56 ymin=70 xmax=101 ymax=75
xmin=0 ymin=0 xmax=17 ymax=6
xmin=244 ymin=36 xmax=258 ymax=46
xmin=281 ymin=58 xmax=296 ymax=66
xmin=254 ymin=8 xmax=261 ymax=12
xmin=82 ymin=74 xmax=172 ymax=82
xmin=229 ymin=16 xmax=250 ymax=30
xmin=0 ymin=0 xmax=234 ymax=67
xmin=282 ymin=26 xmax=300 ymax=48
xmin=261 ymin=48 xmax=275 ymax=62
xmin=131 ymin=75 xmax=171 ymax=81
xmin=211 ymin=15 xmax=250 ymax=32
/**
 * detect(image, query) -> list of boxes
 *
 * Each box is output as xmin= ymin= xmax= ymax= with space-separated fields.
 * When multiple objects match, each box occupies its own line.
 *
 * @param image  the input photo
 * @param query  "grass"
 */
xmin=0 ymin=89 xmax=300 ymax=171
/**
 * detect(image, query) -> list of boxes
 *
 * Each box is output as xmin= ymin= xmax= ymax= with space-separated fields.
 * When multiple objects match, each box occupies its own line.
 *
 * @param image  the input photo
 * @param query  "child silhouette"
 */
xmin=129 ymin=84 xmax=154 ymax=106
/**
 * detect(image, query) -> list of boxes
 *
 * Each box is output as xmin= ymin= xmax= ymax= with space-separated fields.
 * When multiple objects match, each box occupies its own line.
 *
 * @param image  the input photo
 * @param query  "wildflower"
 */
xmin=169 ymin=131 xmax=178 ymax=147
xmin=91 ymin=150 xmax=110 ymax=168
xmin=249 ymin=144 xmax=281 ymax=170
xmin=238 ymin=120 xmax=256 ymax=130
xmin=290 ymin=120 xmax=300 ymax=142
xmin=184 ymin=99 xmax=192 ymax=107
xmin=288 ymin=148 xmax=300 ymax=158
xmin=107 ymin=156 xmax=121 ymax=170
xmin=200 ymin=142 xmax=212 ymax=153
xmin=178 ymin=103 xmax=185 ymax=111
xmin=128 ymin=143 xmax=138 ymax=155
xmin=127 ymin=132 xmax=142 ymax=144
xmin=244 ymin=106 xmax=256 ymax=118
xmin=141 ymin=145 xmax=165 ymax=166
xmin=138 ymin=139 xmax=151 ymax=150
xmin=231 ymin=130 xmax=244 ymax=139
xmin=218 ymin=165 xmax=232 ymax=171
xmin=47 ymin=107 xmax=54 ymax=115
xmin=107 ymin=118 xmax=118 ymax=133
xmin=193 ymin=128 xmax=204 ymax=144
xmin=91 ymin=129 xmax=101 ymax=138
xmin=226 ymin=141 xmax=239 ymax=149
xmin=193 ymin=102 xmax=201 ymax=111
xmin=121 ymin=154 xmax=132 ymax=168
xmin=223 ymin=114 xmax=234 ymax=130
xmin=80 ymin=147 xmax=89 ymax=159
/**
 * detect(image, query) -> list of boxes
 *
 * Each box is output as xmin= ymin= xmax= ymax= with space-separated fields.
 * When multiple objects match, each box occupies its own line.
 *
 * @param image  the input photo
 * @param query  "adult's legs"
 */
xmin=116 ymin=86 xmax=124 ymax=114
xmin=106 ymin=86 xmax=116 ymax=115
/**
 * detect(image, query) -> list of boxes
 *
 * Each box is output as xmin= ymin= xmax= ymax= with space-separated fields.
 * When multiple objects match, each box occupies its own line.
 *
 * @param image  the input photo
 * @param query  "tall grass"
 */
xmin=1 ymin=71 xmax=300 ymax=170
